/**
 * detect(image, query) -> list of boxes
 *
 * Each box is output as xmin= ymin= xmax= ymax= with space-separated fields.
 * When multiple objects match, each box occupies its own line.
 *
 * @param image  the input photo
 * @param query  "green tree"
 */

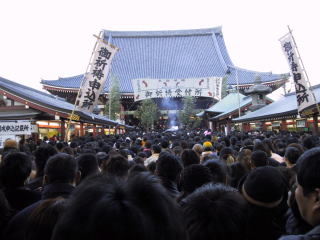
xmin=104 ymin=74 xmax=121 ymax=120
xmin=178 ymin=96 xmax=201 ymax=129
xmin=134 ymin=99 xmax=158 ymax=131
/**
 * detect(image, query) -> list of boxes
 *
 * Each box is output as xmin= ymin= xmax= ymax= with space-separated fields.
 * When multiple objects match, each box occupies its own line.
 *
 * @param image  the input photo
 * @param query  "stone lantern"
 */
xmin=245 ymin=75 xmax=272 ymax=111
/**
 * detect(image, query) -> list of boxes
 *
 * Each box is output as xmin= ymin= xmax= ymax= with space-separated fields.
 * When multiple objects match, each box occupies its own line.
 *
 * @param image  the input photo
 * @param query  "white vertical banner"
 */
xmin=280 ymin=34 xmax=317 ymax=115
xmin=75 ymin=39 xmax=118 ymax=113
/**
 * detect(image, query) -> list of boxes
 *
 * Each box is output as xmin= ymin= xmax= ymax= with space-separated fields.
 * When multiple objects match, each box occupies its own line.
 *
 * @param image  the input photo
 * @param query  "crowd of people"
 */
xmin=0 ymin=129 xmax=320 ymax=240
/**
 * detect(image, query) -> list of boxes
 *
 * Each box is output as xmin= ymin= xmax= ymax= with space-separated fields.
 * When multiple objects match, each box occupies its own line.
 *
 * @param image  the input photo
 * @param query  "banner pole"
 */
xmin=287 ymin=25 xmax=320 ymax=114
xmin=64 ymin=31 xmax=103 ymax=142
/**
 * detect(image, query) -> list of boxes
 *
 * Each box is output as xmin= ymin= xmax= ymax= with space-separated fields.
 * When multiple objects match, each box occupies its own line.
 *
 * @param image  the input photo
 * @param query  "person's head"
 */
xmin=284 ymin=146 xmax=302 ymax=167
xmin=151 ymin=144 xmax=161 ymax=154
xmin=34 ymin=144 xmax=58 ymax=177
xmin=44 ymin=153 xmax=79 ymax=185
xmin=253 ymin=140 xmax=271 ymax=157
xmin=56 ymin=142 xmax=65 ymax=152
xmin=51 ymin=174 xmax=186 ymax=240
xmin=181 ymin=149 xmax=200 ymax=167
xmin=161 ymin=139 xmax=170 ymax=149
xmin=203 ymin=159 xmax=227 ymax=184
xmin=202 ymin=141 xmax=213 ymax=151
xmin=241 ymin=166 xmax=286 ymax=209
xmin=172 ymin=146 xmax=183 ymax=157
xmin=144 ymin=140 xmax=152 ymax=149
xmin=3 ymin=139 xmax=18 ymax=152
xmin=237 ymin=149 xmax=252 ymax=171
xmin=302 ymin=135 xmax=317 ymax=150
xmin=180 ymin=164 xmax=212 ymax=196
xmin=77 ymin=153 xmax=99 ymax=180
xmin=0 ymin=152 xmax=32 ymax=188
xmin=251 ymin=150 xmax=268 ymax=168
xmin=219 ymin=147 xmax=235 ymax=165
xmin=128 ymin=164 xmax=148 ymax=177
xmin=192 ymin=144 xmax=203 ymax=157
xmin=295 ymin=147 xmax=320 ymax=226
xmin=182 ymin=183 xmax=247 ymax=240
xmin=156 ymin=152 xmax=182 ymax=182
xmin=96 ymin=152 xmax=109 ymax=168
xmin=25 ymin=197 xmax=66 ymax=240
xmin=102 ymin=154 xmax=129 ymax=178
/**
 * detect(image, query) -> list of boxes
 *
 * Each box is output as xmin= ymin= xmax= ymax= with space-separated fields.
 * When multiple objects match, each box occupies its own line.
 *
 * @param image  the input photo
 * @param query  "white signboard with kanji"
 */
xmin=75 ymin=39 xmax=118 ymax=113
xmin=131 ymin=77 xmax=222 ymax=101
xmin=0 ymin=121 xmax=32 ymax=135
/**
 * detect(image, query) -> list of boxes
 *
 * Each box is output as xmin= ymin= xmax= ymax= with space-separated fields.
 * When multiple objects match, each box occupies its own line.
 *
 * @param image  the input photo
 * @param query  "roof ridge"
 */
xmin=0 ymin=76 xmax=63 ymax=100
xmin=228 ymin=65 xmax=287 ymax=76
xmin=103 ymin=27 xmax=222 ymax=38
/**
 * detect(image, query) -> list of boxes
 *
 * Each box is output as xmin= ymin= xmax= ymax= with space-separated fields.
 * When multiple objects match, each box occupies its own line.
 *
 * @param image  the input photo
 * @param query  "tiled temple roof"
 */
xmin=41 ymin=27 xmax=288 ymax=94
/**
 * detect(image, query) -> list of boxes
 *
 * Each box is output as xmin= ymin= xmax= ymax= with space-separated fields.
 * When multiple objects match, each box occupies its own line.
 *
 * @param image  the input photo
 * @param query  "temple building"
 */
xmin=41 ymin=27 xmax=288 ymax=126
xmin=0 ymin=76 xmax=128 ymax=143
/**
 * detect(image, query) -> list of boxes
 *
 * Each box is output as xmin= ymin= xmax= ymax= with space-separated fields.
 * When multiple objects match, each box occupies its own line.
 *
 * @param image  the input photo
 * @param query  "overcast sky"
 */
xmin=0 ymin=0 xmax=319 ymax=99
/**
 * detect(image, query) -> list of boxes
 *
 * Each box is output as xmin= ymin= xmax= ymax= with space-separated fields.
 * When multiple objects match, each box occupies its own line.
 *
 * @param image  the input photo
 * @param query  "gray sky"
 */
xmin=0 ymin=0 xmax=319 ymax=99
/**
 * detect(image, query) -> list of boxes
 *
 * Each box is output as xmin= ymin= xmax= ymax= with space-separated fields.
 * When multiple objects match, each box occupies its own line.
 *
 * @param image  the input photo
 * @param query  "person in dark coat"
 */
xmin=0 ymin=152 xmax=41 ymax=212
xmin=279 ymin=147 xmax=320 ymax=240
xmin=4 ymin=153 xmax=79 ymax=240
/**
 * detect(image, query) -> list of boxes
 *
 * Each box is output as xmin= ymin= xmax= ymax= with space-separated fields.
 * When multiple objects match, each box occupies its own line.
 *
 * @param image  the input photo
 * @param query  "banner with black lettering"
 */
xmin=75 ymin=39 xmax=118 ymax=112
xmin=131 ymin=77 xmax=222 ymax=102
xmin=280 ymin=34 xmax=317 ymax=116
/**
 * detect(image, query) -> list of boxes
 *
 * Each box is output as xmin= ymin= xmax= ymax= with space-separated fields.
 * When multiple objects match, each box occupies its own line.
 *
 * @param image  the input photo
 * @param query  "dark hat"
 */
xmin=242 ymin=166 xmax=286 ymax=208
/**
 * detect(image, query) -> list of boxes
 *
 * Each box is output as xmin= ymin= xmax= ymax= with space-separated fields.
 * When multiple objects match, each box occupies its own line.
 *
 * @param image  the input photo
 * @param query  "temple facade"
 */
xmin=41 ymin=27 xmax=288 ymax=126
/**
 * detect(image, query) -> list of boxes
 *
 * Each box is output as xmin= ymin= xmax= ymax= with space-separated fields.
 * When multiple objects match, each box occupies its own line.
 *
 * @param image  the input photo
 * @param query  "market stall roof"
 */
xmin=233 ymin=84 xmax=320 ymax=122
xmin=41 ymin=27 xmax=288 ymax=94
xmin=0 ymin=76 xmax=129 ymax=127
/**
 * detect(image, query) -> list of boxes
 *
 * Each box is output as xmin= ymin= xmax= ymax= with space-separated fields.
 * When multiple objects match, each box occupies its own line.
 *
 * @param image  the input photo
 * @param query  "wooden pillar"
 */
xmin=80 ymin=122 xmax=84 ymax=136
xmin=93 ymin=124 xmax=96 ymax=137
xmin=280 ymin=120 xmax=287 ymax=131
xmin=60 ymin=119 xmax=65 ymax=141
xmin=312 ymin=114 xmax=319 ymax=136
xmin=226 ymin=119 xmax=231 ymax=135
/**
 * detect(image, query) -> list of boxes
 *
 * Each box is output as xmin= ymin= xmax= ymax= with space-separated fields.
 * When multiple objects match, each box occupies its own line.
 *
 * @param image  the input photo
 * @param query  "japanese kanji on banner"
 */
xmin=131 ymin=77 xmax=222 ymax=102
xmin=75 ymin=39 xmax=118 ymax=113
xmin=280 ymin=34 xmax=317 ymax=116
xmin=0 ymin=121 xmax=32 ymax=135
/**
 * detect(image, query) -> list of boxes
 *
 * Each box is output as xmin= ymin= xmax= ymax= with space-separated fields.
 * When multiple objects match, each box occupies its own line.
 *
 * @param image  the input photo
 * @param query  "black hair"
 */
xmin=156 ymin=152 xmax=182 ymax=182
xmin=251 ymin=150 xmax=268 ymax=168
xmin=0 ymin=152 xmax=32 ymax=188
xmin=44 ymin=153 xmax=78 ymax=184
xmin=161 ymin=139 xmax=170 ymax=149
xmin=77 ymin=153 xmax=99 ymax=180
xmin=285 ymin=146 xmax=302 ymax=165
xmin=51 ymin=173 xmax=186 ymax=240
xmin=102 ymin=154 xmax=129 ymax=178
xmin=180 ymin=164 xmax=212 ymax=195
xmin=152 ymin=144 xmax=161 ymax=154
xmin=96 ymin=152 xmax=109 ymax=168
xmin=182 ymin=183 xmax=247 ymax=240
xmin=181 ymin=149 xmax=200 ymax=167
xmin=297 ymin=147 xmax=320 ymax=196
xmin=203 ymin=160 xmax=227 ymax=184
xmin=33 ymin=144 xmax=58 ymax=177
xmin=25 ymin=197 xmax=66 ymax=240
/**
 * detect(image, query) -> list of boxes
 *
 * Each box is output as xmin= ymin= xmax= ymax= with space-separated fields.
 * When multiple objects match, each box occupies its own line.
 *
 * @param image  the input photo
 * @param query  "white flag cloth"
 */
xmin=76 ymin=39 xmax=118 ymax=113
xmin=280 ymin=34 xmax=317 ymax=115
xmin=131 ymin=77 xmax=222 ymax=102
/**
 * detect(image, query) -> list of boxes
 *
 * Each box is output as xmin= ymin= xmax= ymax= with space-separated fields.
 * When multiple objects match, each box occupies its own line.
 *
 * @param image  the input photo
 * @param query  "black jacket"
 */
xmin=4 ymin=182 xmax=75 ymax=240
